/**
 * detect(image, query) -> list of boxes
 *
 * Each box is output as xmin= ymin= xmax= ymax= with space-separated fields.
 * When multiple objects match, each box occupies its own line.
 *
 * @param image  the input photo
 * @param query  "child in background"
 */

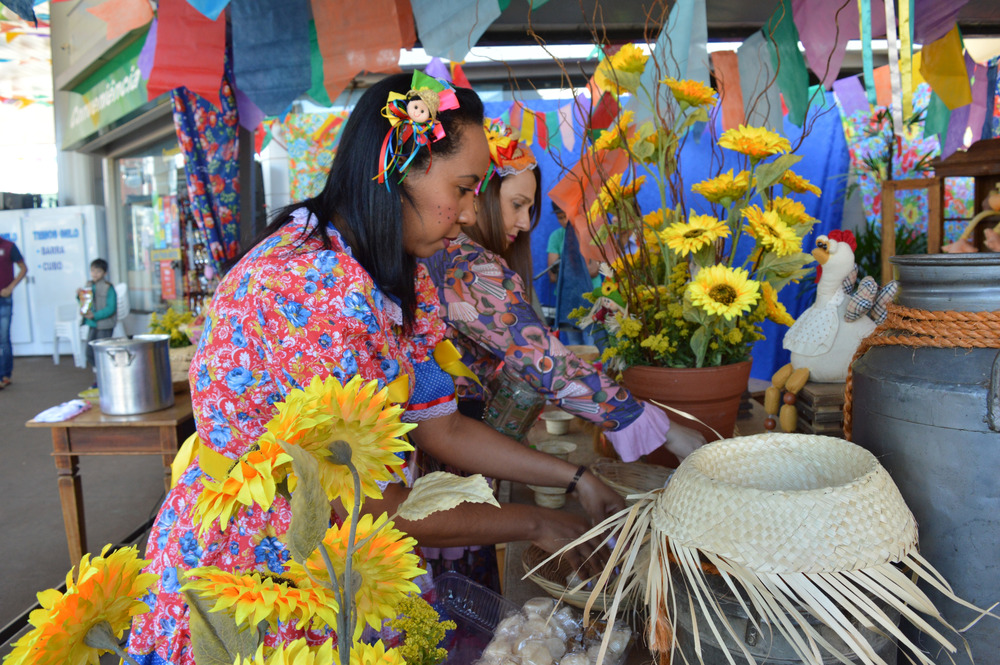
xmin=78 ymin=258 xmax=117 ymax=386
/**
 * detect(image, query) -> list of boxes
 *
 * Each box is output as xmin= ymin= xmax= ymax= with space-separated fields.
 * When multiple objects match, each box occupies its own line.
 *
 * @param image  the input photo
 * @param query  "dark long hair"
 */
xmin=240 ymin=73 xmax=484 ymax=327
xmin=464 ymin=166 xmax=542 ymax=301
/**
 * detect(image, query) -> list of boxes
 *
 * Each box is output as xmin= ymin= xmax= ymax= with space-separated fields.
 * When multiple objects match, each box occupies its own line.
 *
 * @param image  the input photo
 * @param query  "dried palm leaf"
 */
xmin=531 ymin=433 xmax=998 ymax=665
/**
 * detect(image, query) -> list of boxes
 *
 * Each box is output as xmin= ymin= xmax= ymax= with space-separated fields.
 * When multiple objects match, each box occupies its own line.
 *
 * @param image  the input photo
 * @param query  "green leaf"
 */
xmin=397 ymin=472 xmax=499 ymax=522
xmin=756 ymin=251 xmax=815 ymax=290
xmin=613 ymin=70 xmax=643 ymax=95
xmin=754 ymin=154 xmax=802 ymax=191
xmin=184 ymin=590 xmax=261 ymax=665
xmin=279 ymin=441 xmax=332 ymax=563
xmin=689 ymin=326 xmax=710 ymax=368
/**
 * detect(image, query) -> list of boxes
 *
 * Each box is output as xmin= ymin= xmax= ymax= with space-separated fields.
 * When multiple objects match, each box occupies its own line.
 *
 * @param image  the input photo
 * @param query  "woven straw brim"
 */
xmin=521 ymin=544 xmax=614 ymax=611
xmin=590 ymin=458 xmax=673 ymax=500
xmin=652 ymin=433 xmax=917 ymax=573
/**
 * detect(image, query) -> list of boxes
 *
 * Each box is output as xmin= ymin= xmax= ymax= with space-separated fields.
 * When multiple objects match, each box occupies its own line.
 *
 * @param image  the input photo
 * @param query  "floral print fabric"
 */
xmin=128 ymin=209 xmax=455 ymax=665
xmin=422 ymin=233 xmax=642 ymax=432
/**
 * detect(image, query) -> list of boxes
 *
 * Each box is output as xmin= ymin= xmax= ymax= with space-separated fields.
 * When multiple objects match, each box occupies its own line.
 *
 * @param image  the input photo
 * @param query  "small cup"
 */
xmin=536 ymin=439 xmax=577 ymax=462
xmin=541 ymin=410 xmax=574 ymax=435
xmin=527 ymin=484 xmax=567 ymax=509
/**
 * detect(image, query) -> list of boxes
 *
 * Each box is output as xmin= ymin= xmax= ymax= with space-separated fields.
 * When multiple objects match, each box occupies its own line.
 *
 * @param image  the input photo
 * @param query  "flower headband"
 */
xmin=478 ymin=118 xmax=536 ymax=193
xmin=375 ymin=71 xmax=460 ymax=187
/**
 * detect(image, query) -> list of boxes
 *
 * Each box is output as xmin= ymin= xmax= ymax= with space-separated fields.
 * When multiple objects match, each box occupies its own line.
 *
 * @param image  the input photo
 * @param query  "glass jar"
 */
xmin=482 ymin=365 xmax=547 ymax=443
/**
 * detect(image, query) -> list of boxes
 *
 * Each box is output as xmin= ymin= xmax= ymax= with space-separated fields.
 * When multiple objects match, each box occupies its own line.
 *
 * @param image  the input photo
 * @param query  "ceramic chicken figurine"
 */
xmin=764 ymin=230 xmax=897 ymax=432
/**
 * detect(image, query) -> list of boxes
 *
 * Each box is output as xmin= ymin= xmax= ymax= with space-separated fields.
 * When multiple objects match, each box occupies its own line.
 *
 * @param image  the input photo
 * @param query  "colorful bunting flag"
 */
xmin=146 ymin=0 xmax=226 ymax=108
xmin=873 ymin=65 xmax=893 ymax=106
xmin=306 ymin=20 xmax=332 ymax=106
xmin=545 ymin=111 xmax=559 ymax=149
xmin=557 ymin=104 xmax=575 ymax=151
xmin=965 ymin=55 xmax=986 ymax=146
xmin=711 ymin=50 xmax=745 ymax=130
xmin=509 ymin=100 xmax=523 ymax=130
xmin=521 ymin=109 xmax=535 ymax=145
xmin=882 ymin=0 xmax=904 ymax=131
xmin=231 ymin=0 xmax=310 ymax=117
xmin=899 ymin=0 xmax=915 ymax=118
xmin=0 ymin=0 xmax=35 ymax=24
xmin=920 ymin=25 xmax=973 ymax=110
xmin=983 ymin=59 xmax=997 ymax=140
xmin=913 ymin=0 xmax=969 ymax=44
xmin=424 ymin=57 xmax=451 ymax=82
xmin=137 ymin=18 xmax=157 ymax=80
xmin=184 ymin=0 xmax=230 ymax=21
xmin=738 ymin=31 xmax=784 ymax=132
xmin=764 ymin=0 xmax=809 ymax=127
xmin=85 ymin=0 xmax=152 ymax=42
xmin=858 ymin=0 xmax=877 ymax=107
xmin=535 ymin=110 xmax=548 ymax=150
xmin=791 ymin=0 xmax=853 ymax=88
xmin=233 ymin=84 xmax=265 ymax=131
xmin=450 ymin=61 xmax=471 ymax=88
xmin=410 ymin=0 xmax=501 ymax=62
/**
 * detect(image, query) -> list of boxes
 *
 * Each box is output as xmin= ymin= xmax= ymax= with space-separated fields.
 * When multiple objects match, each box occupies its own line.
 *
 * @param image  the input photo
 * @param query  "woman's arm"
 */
xmin=409 ymin=409 xmax=625 ymax=524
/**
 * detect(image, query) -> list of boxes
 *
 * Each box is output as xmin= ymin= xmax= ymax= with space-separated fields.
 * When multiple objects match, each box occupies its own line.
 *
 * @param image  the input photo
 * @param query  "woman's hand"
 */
xmin=664 ymin=422 xmax=706 ymax=460
xmin=532 ymin=509 xmax=609 ymax=578
xmin=572 ymin=470 xmax=625 ymax=525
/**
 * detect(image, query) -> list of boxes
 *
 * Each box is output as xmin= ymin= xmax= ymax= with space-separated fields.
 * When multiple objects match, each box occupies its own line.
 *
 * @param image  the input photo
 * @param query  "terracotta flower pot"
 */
xmin=621 ymin=360 xmax=752 ymax=443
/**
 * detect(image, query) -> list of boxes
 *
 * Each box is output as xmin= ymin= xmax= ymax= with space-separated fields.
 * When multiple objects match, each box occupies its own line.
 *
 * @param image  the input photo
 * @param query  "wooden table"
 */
xmin=26 ymin=392 xmax=196 ymax=564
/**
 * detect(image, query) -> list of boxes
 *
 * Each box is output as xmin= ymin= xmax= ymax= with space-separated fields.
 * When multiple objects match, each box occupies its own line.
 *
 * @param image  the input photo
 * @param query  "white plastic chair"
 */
xmin=111 ymin=282 xmax=130 ymax=338
xmin=53 ymin=303 xmax=86 ymax=368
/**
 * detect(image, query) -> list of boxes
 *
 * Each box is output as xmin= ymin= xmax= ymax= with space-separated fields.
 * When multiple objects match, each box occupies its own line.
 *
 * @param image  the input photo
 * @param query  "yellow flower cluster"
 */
xmin=688 ymin=265 xmax=761 ymax=321
xmin=691 ymin=170 xmax=751 ymax=204
xmin=779 ymin=169 xmax=821 ymax=196
xmin=661 ymin=77 xmax=717 ymax=107
xmin=718 ymin=125 xmax=791 ymax=160
xmin=659 ymin=213 xmax=730 ymax=256
xmin=617 ymin=315 xmax=643 ymax=338
xmin=762 ymin=281 xmax=796 ymax=326
xmin=589 ymin=172 xmax=647 ymax=221
xmin=594 ymin=110 xmax=634 ymax=151
xmin=771 ymin=196 xmax=818 ymax=228
xmin=594 ymin=43 xmax=649 ymax=95
xmin=148 ymin=308 xmax=195 ymax=348
xmin=742 ymin=205 xmax=801 ymax=257
xmin=388 ymin=595 xmax=456 ymax=665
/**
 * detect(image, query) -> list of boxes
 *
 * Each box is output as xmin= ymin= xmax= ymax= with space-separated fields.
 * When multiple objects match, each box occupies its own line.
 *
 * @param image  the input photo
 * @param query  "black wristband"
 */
xmin=565 ymin=465 xmax=588 ymax=494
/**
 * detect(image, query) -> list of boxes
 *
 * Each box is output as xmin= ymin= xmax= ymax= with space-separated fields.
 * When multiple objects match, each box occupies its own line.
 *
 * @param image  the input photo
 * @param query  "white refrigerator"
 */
xmin=0 ymin=205 xmax=108 ymax=357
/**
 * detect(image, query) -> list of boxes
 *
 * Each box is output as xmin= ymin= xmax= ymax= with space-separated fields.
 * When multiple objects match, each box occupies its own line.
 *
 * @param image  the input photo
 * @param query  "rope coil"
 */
xmin=844 ymin=303 xmax=1000 ymax=439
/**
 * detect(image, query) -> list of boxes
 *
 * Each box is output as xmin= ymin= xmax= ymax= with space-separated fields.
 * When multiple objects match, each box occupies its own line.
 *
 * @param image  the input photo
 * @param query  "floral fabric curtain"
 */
xmin=171 ymin=59 xmax=241 ymax=272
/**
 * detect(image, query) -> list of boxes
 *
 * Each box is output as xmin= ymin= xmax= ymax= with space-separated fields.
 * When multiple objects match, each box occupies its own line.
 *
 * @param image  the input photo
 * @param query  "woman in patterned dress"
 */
xmin=419 ymin=123 xmax=705 ymax=590
xmin=127 ymin=75 xmax=625 ymax=665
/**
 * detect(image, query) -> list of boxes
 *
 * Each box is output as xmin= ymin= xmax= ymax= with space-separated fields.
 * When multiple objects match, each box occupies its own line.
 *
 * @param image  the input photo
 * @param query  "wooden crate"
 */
xmin=794 ymin=381 xmax=845 ymax=438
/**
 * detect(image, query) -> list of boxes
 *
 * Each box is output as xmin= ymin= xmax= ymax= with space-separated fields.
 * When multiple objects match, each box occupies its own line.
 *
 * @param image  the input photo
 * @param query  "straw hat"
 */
xmin=535 ymin=433 xmax=996 ymax=665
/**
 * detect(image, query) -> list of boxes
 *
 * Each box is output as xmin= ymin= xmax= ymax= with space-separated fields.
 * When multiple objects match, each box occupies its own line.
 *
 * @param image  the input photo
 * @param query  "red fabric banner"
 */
xmin=534 ymin=110 xmax=549 ymax=150
xmin=146 ymin=0 xmax=225 ymax=108
xmin=711 ymin=50 xmax=745 ymax=130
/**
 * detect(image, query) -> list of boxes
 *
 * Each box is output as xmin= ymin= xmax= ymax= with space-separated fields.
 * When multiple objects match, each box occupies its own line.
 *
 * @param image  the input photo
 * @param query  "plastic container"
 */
xmin=483 ymin=366 xmax=547 ymax=442
xmin=429 ymin=572 xmax=521 ymax=665
xmin=541 ymin=410 xmax=574 ymax=435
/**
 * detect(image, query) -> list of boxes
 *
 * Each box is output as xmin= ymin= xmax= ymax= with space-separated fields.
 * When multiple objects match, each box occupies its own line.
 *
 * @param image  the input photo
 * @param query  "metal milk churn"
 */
xmin=850 ymin=254 xmax=1000 ymax=664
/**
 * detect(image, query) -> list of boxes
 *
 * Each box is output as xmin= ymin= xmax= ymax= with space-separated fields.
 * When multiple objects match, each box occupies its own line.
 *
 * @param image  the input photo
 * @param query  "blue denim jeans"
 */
xmin=0 ymin=295 xmax=12 ymax=380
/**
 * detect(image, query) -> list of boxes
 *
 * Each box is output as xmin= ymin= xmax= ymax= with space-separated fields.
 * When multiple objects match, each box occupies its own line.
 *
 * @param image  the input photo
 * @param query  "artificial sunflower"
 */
xmin=4 ymin=545 xmax=156 ymax=665
xmin=588 ymin=173 xmax=647 ymax=220
xmin=770 ymin=196 xmax=817 ymax=228
xmin=688 ymin=265 xmax=761 ymax=321
xmin=237 ymin=638 xmax=335 ymax=665
xmin=659 ymin=213 xmax=730 ymax=256
xmin=743 ymin=205 xmax=801 ymax=257
xmin=690 ymin=169 xmax=751 ymax=204
xmin=281 ymin=375 xmax=415 ymax=508
xmin=337 ymin=640 xmax=408 ymax=665
xmin=594 ymin=43 xmax=649 ymax=95
xmin=593 ymin=110 xmax=634 ymax=151
xmin=295 ymin=512 xmax=423 ymax=640
xmin=182 ymin=565 xmax=338 ymax=631
xmin=761 ymin=281 xmax=795 ymax=326
xmin=660 ymin=77 xmax=717 ymax=108
xmin=194 ymin=437 xmax=293 ymax=533
xmin=779 ymin=169 xmax=822 ymax=196
xmin=718 ymin=125 xmax=791 ymax=160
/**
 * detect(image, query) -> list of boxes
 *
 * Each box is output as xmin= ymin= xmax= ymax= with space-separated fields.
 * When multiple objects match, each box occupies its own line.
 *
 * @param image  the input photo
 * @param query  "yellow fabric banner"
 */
xmin=919 ymin=25 xmax=972 ymax=110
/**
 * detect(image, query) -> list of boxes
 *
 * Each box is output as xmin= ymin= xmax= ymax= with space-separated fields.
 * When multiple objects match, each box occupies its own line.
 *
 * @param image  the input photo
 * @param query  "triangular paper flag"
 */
xmin=920 ymin=25 xmax=973 ymax=110
xmin=765 ymin=0 xmax=809 ymax=127
xmin=535 ymin=110 xmax=549 ymax=150
xmin=410 ymin=0 xmax=501 ymax=62
xmin=711 ymin=51 xmax=745 ymax=130
xmin=306 ymin=20 xmax=332 ymax=106
xmin=873 ymin=65 xmax=893 ymax=106
xmin=184 ymin=0 xmax=230 ymax=21
xmin=232 ymin=0 xmax=310 ymax=117
xmin=146 ymin=0 xmax=226 ymax=108
xmin=86 ymin=0 xmax=153 ymax=43
xmin=521 ymin=109 xmax=535 ymax=145
xmin=424 ymin=57 xmax=451 ymax=82
xmin=589 ymin=92 xmax=620 ymax=131
xmin=738 ymin=31 xmax=784 ymax=132
xmin=509 ymin=100 xmax=523 ymax=130
xmin=557 ymin=104 xmax=576 ymax=151
xmin=451 ymin=61 xmax=471 ymax=88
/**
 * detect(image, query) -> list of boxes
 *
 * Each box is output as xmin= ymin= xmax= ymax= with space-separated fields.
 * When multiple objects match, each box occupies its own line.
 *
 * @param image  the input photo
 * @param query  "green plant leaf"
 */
xmin=756 ymin=251 xmax=815 ymax=290
xmin=397 ymin=472 xmax=499 ymax=522
xmin=754 ymin=154 xmax=803 ymax=191
xmin=279 ymin=441 xmax=331 ymax=563
xmin=690 ymin=326 xmax=710 ymax=368
xmin=184 ymin=590 xmax=260 ymax=665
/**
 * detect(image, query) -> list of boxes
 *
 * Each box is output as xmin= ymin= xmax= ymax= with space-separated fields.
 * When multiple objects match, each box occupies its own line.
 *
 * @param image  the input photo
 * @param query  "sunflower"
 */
xmin=588 ymin=173 xmax=647 ymax=220
xmin=594 ymin=43 xmax=648 ymax=95
xmin=280 ymin=375 xmax=415 ymax=508
xmin=761 ymin=281 xmax=795 ymax=326
xmin=660 ymin=77 xmax=717 ymax=108
xmin=718 ymin=125 xmax=791 ymax=160
xmin=743 ymin=205 xmax=801 ymax=257
xmin=194 ymin=437 xmax=293 ymax=533
xmin=779 ymin=169 xmax=822 ymax=196
xmin=690 ymin=170 xmax=751 ymax=204
xmin=593 ymin=110 xmax=634 ymax=151
xmin=688 ymin=265 xmax=760 ymax=321
xmin=642 ymin=208 xmax=672 ymax=232
xmin=338 ymin=640 xmax=408 ymax=665
xmin=236 ymin=638 xmax=335 ymax=665
xmin=770 ymin=196 xmax=817 ymax=228
xmin=659 ymin=213 xmax=730 ymax=256
xmin=5 ymin=546 xmax=156 ymax=665
xmin=293 ymin=512 xmax=423 ymax=640
xmin=182 ymin=565 xmax=338 ymax=631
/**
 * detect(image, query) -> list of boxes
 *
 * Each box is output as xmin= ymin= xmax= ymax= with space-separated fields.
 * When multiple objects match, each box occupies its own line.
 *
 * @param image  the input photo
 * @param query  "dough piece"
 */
xmin=522 ymin=616 xmax=552 ymax=639
xmin=518 ymin=639 xmax=556 ymax=665
xmin=522 ymin=597 xmax=557 ymax=617
xmin=551 ymin=606 xmax=581 ymax=638
xmin=606 ymin=628 xmax=631 ymax=655
xmin=558 ymin=654 xmax=589 ymax=665
xmin=544 ymin=637 xmax=567 ymax=660
xmin=481 ymin=638 xmax=513 ymax=660
xmin=495 ymin=614 xmax=526 ymax=640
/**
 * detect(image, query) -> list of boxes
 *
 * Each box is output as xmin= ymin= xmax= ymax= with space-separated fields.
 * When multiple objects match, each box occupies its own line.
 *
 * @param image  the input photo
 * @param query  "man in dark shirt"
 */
xmin=0 ymin=236 xmax=28 ymax=388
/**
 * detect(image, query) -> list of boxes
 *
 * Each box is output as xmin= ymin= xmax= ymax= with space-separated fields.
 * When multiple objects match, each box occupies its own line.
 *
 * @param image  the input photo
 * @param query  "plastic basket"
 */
xmin=429 ymin=573 xmax=520 ymax=665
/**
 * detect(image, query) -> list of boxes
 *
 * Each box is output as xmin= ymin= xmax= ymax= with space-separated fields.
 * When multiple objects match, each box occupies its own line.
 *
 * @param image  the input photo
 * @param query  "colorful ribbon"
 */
xmin=899 ymin=0 xmax=915 ymax=119
xmin=883 ymin=0 xmax=904 ymax=131
xmin=859 ymin=0 xmax=876 ymax=107
xmin=434 ymin=339 xmax=482 ymax=387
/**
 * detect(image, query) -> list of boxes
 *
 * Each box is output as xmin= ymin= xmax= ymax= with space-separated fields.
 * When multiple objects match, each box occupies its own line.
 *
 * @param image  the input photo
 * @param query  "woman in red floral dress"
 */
xmin=127 ymin=74 xmax=624 ymax=665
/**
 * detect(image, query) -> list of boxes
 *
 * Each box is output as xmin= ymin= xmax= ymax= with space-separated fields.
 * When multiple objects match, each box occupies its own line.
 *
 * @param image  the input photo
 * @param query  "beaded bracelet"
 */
xmin=565 ymin=465 xmax=587 ymax=494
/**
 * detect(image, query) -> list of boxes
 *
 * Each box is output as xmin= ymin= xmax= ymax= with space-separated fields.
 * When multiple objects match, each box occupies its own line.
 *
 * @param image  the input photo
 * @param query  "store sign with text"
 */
xmin=63 ymin=35 xmax=150 ymax=149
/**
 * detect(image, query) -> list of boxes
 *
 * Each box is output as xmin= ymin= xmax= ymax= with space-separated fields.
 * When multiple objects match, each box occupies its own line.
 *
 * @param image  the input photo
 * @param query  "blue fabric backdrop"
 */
xmin=485 ymin=92 xmax=850 ymax=381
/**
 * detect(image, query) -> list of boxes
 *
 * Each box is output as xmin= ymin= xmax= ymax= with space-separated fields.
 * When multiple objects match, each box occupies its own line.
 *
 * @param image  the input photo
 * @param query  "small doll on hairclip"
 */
xmin=376 ymin=71 xmax=459 ymax=186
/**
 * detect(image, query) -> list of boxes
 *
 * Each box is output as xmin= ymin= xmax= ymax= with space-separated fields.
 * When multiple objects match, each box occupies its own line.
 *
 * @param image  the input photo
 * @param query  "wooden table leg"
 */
xmin=160 ymin=424 xmax=177 ymax=494
xmin=51 ymin=428 xmax=86 ymax=565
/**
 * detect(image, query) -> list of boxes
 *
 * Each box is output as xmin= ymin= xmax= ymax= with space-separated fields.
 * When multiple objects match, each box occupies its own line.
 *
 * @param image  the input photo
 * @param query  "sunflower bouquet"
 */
xmin=571 ymin=44 xmax=818 ymax=371
xmin=5 ymin=376 xmax=496 ymax=665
